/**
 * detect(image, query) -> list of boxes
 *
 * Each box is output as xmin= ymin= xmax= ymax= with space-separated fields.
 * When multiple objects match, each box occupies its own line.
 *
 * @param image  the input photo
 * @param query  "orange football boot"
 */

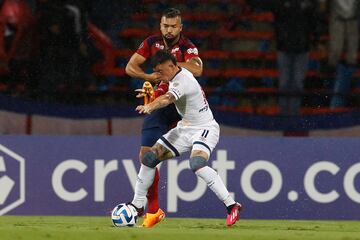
xmin=142 ymin=208 xmax=165 ymax=228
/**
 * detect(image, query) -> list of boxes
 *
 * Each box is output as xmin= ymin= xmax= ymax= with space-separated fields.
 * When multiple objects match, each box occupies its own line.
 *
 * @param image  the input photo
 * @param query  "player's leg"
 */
xmin=190 ymin=150 xmax=242 ymax=226
xmin=140 ymin=127 xmax=165 ymax=211
xmin=139 ymin=146 xmax=160 ymax=214
xmin=138 ymin=127 xmax=164 ymax=226
xmin=189 ymin=122 xmax=242 ymax=226
xmin=140 ymin=126 xmax=187 ymax=227
xmin=133 ymin=141 xmax=174 ymax=227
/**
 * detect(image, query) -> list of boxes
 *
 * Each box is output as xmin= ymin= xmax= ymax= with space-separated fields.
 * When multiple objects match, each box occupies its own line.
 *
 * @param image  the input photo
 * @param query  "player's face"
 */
xmin=160 ymin=16 xmax=182 ymax=44
xmin=154 ymin=60 xmax=178 ymax=82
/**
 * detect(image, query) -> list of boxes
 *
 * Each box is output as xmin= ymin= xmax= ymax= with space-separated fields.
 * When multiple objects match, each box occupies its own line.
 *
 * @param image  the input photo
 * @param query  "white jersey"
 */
xmin=168 ymin=67 xmax=214 ymax=126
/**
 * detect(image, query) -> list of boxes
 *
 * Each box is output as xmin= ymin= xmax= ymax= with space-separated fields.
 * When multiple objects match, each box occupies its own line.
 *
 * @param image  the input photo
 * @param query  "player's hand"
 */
xmin=135 ymin=105 xmax=152 ymax=114
xmin=147 ymin=72 xmax=162 ymax=84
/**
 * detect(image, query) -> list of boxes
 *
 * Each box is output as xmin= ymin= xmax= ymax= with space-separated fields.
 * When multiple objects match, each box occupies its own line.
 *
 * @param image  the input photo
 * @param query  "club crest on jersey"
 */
xmin=171 ymin=47 xmax=179 ymax=53
xmin=155 ymin=43 xmax=165 ymax=49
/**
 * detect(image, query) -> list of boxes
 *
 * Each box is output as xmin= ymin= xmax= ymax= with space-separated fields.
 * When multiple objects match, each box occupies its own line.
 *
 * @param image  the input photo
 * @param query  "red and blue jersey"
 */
xmin=137 ymin=34 xmax=200 ymax=139
xmin=136 ymin=34 xmax=199 ymax=63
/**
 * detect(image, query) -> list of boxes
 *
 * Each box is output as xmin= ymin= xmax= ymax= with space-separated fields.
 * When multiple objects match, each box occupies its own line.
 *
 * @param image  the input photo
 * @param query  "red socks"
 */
xmin=146 ymin=167 xmax=160 ymax=214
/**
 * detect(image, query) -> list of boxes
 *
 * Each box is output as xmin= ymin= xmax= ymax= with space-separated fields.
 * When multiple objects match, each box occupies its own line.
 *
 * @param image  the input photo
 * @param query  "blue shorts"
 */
xmin=141 ymin=104 xmax=181 ymax=147
xmin=141 ymin=127 xmax=168 ymax=147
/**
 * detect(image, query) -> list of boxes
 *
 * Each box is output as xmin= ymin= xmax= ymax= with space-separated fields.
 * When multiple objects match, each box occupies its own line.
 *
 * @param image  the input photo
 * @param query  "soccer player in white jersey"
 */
xmin=130 ymin=50 xmax=242 ymax=227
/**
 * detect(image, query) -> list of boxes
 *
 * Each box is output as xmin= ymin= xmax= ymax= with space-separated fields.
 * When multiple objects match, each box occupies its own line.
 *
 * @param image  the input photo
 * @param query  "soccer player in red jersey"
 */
xmin=125 ymin=8 xmax=203 ymax=227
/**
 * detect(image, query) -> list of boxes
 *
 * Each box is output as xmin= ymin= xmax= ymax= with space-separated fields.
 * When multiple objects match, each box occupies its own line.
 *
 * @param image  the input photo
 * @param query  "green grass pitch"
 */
xmin=0 ymin=216 xmax=359 ymax=240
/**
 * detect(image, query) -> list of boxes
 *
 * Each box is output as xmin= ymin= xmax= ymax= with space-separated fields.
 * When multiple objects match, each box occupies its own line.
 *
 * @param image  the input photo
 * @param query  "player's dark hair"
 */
xmin=151 ymin=50 xmax=177 ymax=68
xmin=162 ymin=8 xmax=181 ymax=19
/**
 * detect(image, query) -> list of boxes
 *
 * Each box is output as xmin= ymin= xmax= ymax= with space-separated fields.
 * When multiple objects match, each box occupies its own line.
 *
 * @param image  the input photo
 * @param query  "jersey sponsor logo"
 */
xmin=155 ymin=43 xmax=165 ymax=50
xmin=187 ymin=48 xmax=198 ymax=55
xmin=198 ymin=105 xmax=209 ymax=113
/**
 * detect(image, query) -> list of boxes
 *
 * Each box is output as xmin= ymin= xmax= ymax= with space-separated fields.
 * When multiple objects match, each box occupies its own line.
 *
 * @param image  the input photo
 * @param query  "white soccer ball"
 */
xmin=111 ymin=203 xmax=138 ymax=227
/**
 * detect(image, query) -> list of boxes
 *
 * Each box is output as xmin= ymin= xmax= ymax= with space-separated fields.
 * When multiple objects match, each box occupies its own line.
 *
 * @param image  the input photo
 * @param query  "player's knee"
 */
xmin=139 ymin=146 xmax=152 ymax=163
xmin=142 ymin=151 xmax=160 ymax=168
xmin=189 ymin=156 xmax=207 ymax=172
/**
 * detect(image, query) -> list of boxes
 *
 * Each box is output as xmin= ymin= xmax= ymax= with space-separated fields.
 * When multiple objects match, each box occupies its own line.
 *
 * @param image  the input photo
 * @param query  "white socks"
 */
xmin=132 ymin=164 xmax=236 ymax=209
xmin=131 ymin=164 xmax=155 ymax=209
xmin=196 ymin=166 xmax=236 ymax=207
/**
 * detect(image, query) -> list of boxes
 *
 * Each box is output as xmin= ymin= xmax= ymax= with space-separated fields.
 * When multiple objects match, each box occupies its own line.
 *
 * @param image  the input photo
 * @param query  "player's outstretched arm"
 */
xmin=125 ymin=53 xmax=161 ymax=83
xmin=135 ymin=92 xmax=176 ymax=114
xmin=177 ymin=57 xmax=203 ymax=77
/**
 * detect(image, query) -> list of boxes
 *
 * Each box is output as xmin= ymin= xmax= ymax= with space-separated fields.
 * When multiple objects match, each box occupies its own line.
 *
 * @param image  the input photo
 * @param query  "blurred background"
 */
xmin=1 ymin=0 xmax=360 ymax=136
xmin=1 ymin=0 xmax=360 ymax=221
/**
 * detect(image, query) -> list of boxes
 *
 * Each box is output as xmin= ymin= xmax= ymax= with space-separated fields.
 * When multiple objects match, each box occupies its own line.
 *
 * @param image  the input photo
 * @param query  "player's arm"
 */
xmin=135 ymin=92 xmax=176 ymax=114
xmin=125 ymin=52 xmax=161 ymax=83
xmin=177 ymin=56 xmax=203 ymax=77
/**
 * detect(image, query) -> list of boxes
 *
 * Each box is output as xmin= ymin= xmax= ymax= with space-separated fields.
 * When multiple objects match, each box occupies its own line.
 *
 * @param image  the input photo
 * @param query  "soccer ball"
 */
xmin=111 ymin=203 xmax=138 ymax=227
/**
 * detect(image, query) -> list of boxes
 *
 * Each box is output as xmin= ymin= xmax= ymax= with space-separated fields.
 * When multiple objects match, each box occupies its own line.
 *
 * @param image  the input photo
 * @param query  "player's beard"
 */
xmin=163 ymin=35 xmax=178 ymax=47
